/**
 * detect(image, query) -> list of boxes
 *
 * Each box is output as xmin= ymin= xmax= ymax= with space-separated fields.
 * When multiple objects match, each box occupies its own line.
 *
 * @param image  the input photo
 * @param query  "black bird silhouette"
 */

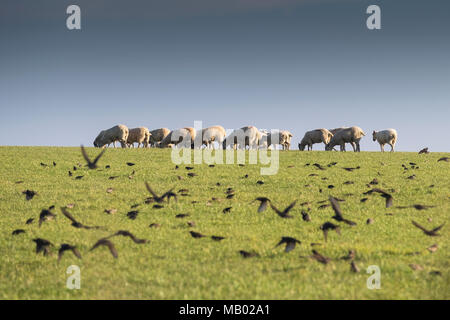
xmin=418 ymin=147 xmax=429 ymax=154
xmin=342 ymin=166 xmax=360 ymax=172
xmin=25 ymin=218 xmax=34 ymax=224
xmin=58 ymin=244 xmax=82 ymax=261
xmin=190 ymin=231 xmax=206 ymax=238
xmin=61 ymin=208 xmax=103 ymax=229
xmin=270 ymin=201 xmax=297 ymax=218
xmin=275 ymin=237 xmax=301 ymax=253
xmin=90 ymin=239 xmax=118 ymax=258
xmin=396 ymin=204 xmax=436 ymax=210
xmin=127 ymin=211 xmax=139 ymax=220
xmin=329 ymin=196 xmax=356 ymax=225
xmin=145 ymin=182 xmax=176 ymax=203
xmin=39 ymin=209 xmax=56 ymax=227
xmin=239 ymin=250 xmax=259 ymax=258
xmin=107 ymin=230 xmax=149 ymax=244
xmin=81 ymin=145 xmax=105 ymax=169
xmin=301 ymin=210 xmax=311 ymax=222
xmin=411 ymin=221 xmax=444 ymax=236
xmin=438 ymin=157 xmax=449 ymax=162
xmin=253 ymin=197 xmax=271 ymax=213
xmin=211 ymin=236 xmax=225 ymax=241
xmin=364 ymin=188 xmax=393 ymax=208
xmin=320 ymin=222 xmax=341 ymax=242
xmin=223 ymin=207 xmax=232 ymax=214
xmin=176 ymin=213 xmax=190 ymax=218
xmin=313 ymin=163 xmax=325 ymax=170
xmin=33 ymin=238 xmax=53 ymax=256
xmin=126 ymin=162 xmax=135 ymax=166
xmin=12 ymin=229 xmax=25 ymax=235
xmin=310 ymin=250 xmax=330 ymax=265
xmin=22 ymin=190 xmax=37 ymax=200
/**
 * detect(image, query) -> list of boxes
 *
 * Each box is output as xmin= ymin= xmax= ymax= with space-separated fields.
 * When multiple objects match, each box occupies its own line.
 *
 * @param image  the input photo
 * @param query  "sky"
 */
xmin=1 ymin=0 xmax=449 ymax=151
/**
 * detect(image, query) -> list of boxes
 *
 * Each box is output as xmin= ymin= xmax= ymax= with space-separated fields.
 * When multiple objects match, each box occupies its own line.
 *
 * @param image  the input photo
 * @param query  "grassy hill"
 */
xmin=0 ymin=146 xmax=448 ymax=299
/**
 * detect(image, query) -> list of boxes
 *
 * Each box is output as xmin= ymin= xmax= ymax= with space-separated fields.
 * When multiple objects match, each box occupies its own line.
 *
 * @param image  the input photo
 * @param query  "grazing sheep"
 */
xmin=223 ymin=126 xmax=264 ymax=150
xmin=127 ymin=127 xmax=151 ymax=148
xmin=261 ymin=130 xmax=293 ymax=150
xmin=149 ymin=128 xmax=170 ymax=147
xmin=157 ymin=128 xmax=194 ymax=148
xmin=93 ymin=124 xmax=129 ymax=148
xmin=372 ymin=129 xmax=397 ymax=152
xmin=183 ymin=127 xmax=197 ymax=143
xmin=198 ymin=125 xmax=227 ymax=149
xmin=298 ymin=129 xmax=333 ymax=151
xmin=325 ymin=126 xmax=366 ymax=152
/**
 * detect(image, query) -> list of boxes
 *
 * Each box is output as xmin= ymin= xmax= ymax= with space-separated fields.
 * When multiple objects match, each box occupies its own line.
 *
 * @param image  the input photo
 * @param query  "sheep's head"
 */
xmin=298 ymin=143 xmax=306 ymax=151
xmin=372 ymin=130 xmax=377 ymax=141
xmin=325 ymin=143 xmax=333 ymax=151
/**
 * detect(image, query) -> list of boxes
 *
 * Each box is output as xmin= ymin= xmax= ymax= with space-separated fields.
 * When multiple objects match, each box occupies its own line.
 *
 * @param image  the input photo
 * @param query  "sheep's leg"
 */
xmin=380 ymin=144 xmax=384 ymax=152
xmin=390 ymin=143 xmax=394 ymax=152
xmin=113 ymin=141 xmax=116 ymax=148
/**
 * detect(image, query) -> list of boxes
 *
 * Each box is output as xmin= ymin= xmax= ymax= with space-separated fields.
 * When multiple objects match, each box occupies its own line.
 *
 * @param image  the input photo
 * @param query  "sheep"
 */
xmin=325 ymin=126 xmax=366 ymax=152
xmin=223 ymin=126 xmax=264 ymax=150
xmin=197 ymin=125 xmax=227 ymax=149
xmin=93 ymin=124 xmax=129 ymax=148
xmin=298 ymin=129 xmax=333 ymax=151
xmin=149 ymin=128 xmax=170 ymax=147
xmin=157 ymin=128 xmax=194 ymax=148
xmin=261 ymin=130 xmax=293 ymax=150
xmin=372 ymin=129 xmax=397 ymax=152
xmin=126 ymin=127 xmax=151 ymax=148
xmin=328 ymin=127 xmax=349 ymax=135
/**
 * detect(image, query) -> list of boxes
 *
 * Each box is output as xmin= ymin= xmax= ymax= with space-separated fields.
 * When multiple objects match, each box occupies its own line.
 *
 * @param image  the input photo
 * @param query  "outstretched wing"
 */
xmin=80 ymin=145 xmax=92 ymax=165
xmin=61 ymin=207 xmax=78 ymax=224
xmin=411 ymin=220 xmax=428 ymax=233
xmin=92 ymin=148 xmax=106 ymax=165
xmin=145 ymin=182 xmax=159 ymax=198
xmin=329 ymin=196 xmax=343 ymax=218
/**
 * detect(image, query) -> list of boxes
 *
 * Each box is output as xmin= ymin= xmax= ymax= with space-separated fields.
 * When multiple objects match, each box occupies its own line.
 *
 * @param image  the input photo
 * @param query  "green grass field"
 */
xmin=0 ymin=146 xmax=448 ymax=300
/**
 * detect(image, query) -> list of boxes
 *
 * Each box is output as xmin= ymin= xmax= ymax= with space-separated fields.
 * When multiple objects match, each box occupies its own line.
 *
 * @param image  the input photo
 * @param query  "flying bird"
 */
xmin=211 ymin=236 xmax=226 ymax=241
xmin=190 ymin=231 xmax=206 ymax=238
xmin=329 ymin=196 xmax=356 ymax=225
xmin=33 ymin=238 xmax=53 ymax=256
xmin=12 ymin=229 xmax=26 ymax=236
xmin=61 ymin=207 xmax=103 ymax=229
xmin=58 ymin=244 xmax=82 ymax=261
xmin=270 ymin=201 xmax=297 ymax=218
xmin=22 ymin=190 xmax=37 ymax=201
xmin=411 ymin=221 xmax=444 ymax=237
xmin=320 ymin=222 xmax=341 ymax=242
xmin=418 ymin=147 xmax=429 ymax=154
xmin=275 ymin=237 xmax=301 ymax=253
xmin=39 ymin=209 xmax=56 ymax=227
xmin=364 ymin=188 xmax=393 ymax=208
xmin=310 ymin=250 xmax=330 ymax=265
xmin=90 ymin=239 xmax=118 ymax=258
xmin=437 ymin=157 xmax=449 ymax=162
xmin=81 ymin=145 xmax=105 ymax=169
xmin=107 ymin=230 xmax=148 ymax=244
xmin=145 ymin=183 xmax=176 ymax=203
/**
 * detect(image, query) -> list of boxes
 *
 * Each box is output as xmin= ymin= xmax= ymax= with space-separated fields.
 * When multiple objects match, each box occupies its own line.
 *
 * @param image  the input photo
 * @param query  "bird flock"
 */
xmin=13 ymin=145 xmax=447 ymax=276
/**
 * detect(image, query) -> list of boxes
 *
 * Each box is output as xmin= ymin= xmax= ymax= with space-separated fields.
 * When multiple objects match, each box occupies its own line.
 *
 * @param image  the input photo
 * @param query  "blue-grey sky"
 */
xmin=1 ymin=0 xmax=449 ymax=151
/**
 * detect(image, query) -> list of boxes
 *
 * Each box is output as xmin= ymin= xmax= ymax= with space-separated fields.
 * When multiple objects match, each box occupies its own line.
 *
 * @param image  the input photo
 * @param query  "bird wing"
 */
xmin=329 ymin=196 xmax=343 ymax=218
xmin=285 ymin=242 xmax=296 ymax=253
xmin=80 ymin=145 xmax=92 ymax=165
xmin=61 ymin=207 xmax=78 ymax=224
xmin=71 ymin=247 xmax=82 ymax=259
xmin=258 ymin=200 xmax=269 ymax=213
xmin=282 ymin=201 xmax=297 ymax=215
xmin=92 ymin=148 xmax=106 ymax=165
xmin=431 ymin=223 xmax=445 ymax=233
xmin=105 ymin=241 xmax=118 ymax=258
xmin=145 ymin=182 xmax=159 ymax=198
xmin=411 ymin=220 xmax=428 ymax=233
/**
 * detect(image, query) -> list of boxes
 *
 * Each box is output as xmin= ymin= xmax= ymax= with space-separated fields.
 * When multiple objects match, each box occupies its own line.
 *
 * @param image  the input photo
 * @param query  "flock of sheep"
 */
xmin=93 ymin=125 xmax=398 ymax=152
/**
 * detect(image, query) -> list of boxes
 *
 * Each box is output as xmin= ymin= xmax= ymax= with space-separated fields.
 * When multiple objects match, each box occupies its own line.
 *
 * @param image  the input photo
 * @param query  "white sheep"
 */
xmin=325 ymin=126 xmax=366 ymax=152
xmin=93 ymin=124 xmax=129 ymax=148
xmin=372 ymin=129 xmax=397 ymax=152
xmin=149 ymin=128 xmax=171 ymax=147
xmin=126 ymin=127 xmax=151 ymax=148
xmin=298 ymin=129 xmax=333 ymax=151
